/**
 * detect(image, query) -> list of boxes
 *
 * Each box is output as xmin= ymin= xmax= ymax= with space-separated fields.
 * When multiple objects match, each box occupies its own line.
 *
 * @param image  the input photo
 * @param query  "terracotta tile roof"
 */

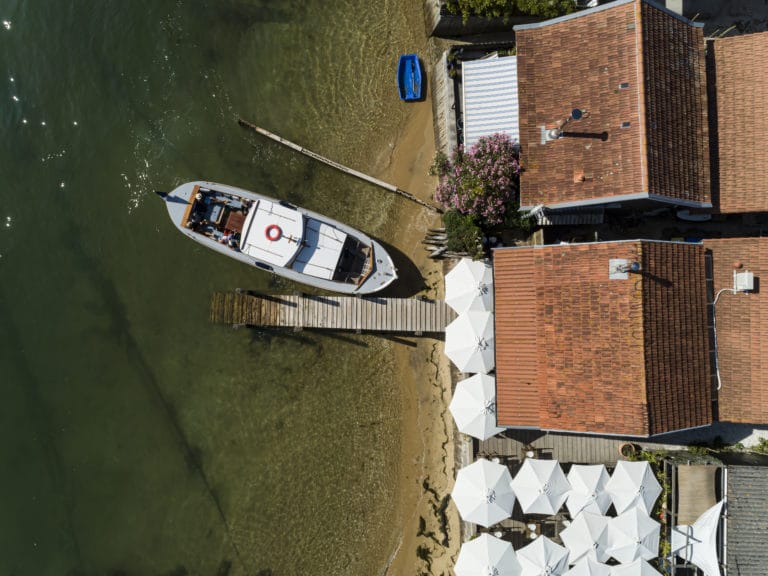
xmin=641 ymin=241 xmax=712 ymax=434
xmin=704 ymin=238 xmax=768 ymax=423
xmin=515 ymin=0 xmax=710 ymax=209
xmin=494 ymin=248 xmax=539 ymax=426
xmin=707 ymin=32 xmax=768 ymax=213
xmin=641 ymin=2 xmax=710 ymax=205
xmin=493 ymin=241 xmax=712 ymax=436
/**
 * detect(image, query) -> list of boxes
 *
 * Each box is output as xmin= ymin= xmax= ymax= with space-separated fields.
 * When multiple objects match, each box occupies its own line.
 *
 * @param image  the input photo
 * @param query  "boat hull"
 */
xmin=398 ymin=54 xmax=423 ymax=101
xmin=161 ymin=181 xmax=398 ymax=294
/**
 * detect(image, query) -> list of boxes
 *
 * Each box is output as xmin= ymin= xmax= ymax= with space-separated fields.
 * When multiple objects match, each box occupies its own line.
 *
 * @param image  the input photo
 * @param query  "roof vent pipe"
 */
xmin=609 ymin=259 xmax=641 ymax=280
xmin=545 ymin=108 xmax=589 ymax=141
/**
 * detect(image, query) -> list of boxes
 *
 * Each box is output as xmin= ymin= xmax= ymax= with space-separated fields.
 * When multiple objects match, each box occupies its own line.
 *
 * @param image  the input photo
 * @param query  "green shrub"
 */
xmin=443 ymin=209 xmax=484 ymax=259
xmin=755 ymin=437 xmax=768 ymax=454
xmin=687 ymin=445 xmax=710 ymax=456
xmin=444 ymin=0 xmax=577 ymax=21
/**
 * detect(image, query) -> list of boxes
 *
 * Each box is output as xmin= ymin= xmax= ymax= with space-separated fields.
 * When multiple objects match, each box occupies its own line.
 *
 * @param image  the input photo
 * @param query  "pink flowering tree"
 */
xmin=433 ymin=133 xmax=523 ymax=228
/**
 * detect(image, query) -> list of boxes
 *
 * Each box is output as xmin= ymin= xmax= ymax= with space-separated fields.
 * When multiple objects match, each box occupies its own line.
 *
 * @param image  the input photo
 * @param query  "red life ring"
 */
xmin=265 ymin=224 xmax=282 ymax=241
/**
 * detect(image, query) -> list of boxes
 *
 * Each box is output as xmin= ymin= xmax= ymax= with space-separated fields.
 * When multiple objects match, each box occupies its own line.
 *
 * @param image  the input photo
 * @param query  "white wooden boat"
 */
xmin=158 ymin=181 xmax=397 ymax=294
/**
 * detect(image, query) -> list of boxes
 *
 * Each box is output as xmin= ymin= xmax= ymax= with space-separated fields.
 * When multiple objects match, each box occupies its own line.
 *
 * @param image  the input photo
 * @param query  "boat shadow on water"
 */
xmin=374 ymin=238 xmax=426 ymax=298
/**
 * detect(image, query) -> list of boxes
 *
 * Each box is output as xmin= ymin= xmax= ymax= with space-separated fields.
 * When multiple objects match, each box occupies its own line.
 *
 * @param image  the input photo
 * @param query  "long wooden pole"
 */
xmin=238 ymin=118 xmax=443 ymax=214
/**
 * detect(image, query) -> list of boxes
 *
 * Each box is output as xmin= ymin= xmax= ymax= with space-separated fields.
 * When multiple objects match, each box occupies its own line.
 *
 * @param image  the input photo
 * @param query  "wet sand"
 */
xmin=367 ymin=90 xmax=462 ymax=575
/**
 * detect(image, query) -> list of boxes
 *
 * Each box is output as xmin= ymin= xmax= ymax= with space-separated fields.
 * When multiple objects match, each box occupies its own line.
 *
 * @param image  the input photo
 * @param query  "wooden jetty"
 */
xmin=210 ymin=291 xmax=457 ymax=334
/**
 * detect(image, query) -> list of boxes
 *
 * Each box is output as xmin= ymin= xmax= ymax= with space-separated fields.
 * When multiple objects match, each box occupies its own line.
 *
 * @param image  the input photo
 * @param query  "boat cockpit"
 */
xmin=183 ymin=186 xmax=250 ymax=250
xmin=181 ymin=184 xmax=376 ymax=287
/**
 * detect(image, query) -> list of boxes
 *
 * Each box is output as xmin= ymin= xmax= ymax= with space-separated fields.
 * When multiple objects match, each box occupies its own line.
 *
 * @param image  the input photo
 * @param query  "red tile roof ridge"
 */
xmin=512 ymin=0 xmax=703 ymax=32
xmin=492 ymin=238 xmax=698 ymax=253
xmin=513 ymin=0 xmax=637 ymax=31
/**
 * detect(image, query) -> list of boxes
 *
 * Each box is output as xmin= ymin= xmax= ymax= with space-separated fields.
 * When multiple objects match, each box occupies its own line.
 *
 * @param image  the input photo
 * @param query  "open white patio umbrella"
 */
xmin=451 ymin=458 xmax=516 ymax=527
xmin=605 ymin=461 xmax=662 ymax=515
xmin=445 ymin=257 xmax=494 ymax=314
xmin=670 ymin=500 xmax=724 ymax=576
xmin=455 ymin=533 xmax=523 ymax=576
xmin=518 ymin=536 xmax=570 ymax=576
xmin=609 ymin=559 xmax=662 ymax=576
xmin=564 ymin=557 xmax=611 ymax=576
xmin=607 ymin=508 xmax=660 ymax=564
xmin=560 ymin=512 xmax=610 ymax=564
xmin=511 ymin=459 xmax=571 ymax=515
xmin=444 ymin=310 xmax=495 ymax=373
xmin=566 ymin=464 xmax=612 ymax=517
xmin=449 ymin=373 xmax=504 ymax=441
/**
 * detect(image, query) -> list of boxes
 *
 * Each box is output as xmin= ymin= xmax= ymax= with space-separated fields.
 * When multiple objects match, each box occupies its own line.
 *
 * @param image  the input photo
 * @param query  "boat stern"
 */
xmin=161 ymin=181 xmax=200 ymax=231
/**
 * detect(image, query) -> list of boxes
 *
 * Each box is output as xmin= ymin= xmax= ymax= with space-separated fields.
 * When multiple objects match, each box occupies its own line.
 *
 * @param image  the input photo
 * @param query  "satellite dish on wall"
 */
xmin=571 ymin=108 xmax=583 ymax=121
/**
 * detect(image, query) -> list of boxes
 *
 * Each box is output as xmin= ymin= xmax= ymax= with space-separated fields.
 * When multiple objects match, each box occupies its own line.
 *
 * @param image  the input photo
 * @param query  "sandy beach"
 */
xmin=330 ymin=3 xmax=768 ymax=574
xmin=364 ymin=80 xmax=462 ymax=575
xmin=364 ymin=10 xmax=768 ymax=575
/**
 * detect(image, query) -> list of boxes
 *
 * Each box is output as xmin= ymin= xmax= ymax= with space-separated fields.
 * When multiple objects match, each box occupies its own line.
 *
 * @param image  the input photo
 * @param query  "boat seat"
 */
xmin=208 ymin=203 xmax=224 ymax=224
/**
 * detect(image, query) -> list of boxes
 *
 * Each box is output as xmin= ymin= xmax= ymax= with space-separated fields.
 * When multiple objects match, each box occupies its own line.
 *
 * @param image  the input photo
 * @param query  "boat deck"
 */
xmin=209 ymin=291 xmax=456 ymax=334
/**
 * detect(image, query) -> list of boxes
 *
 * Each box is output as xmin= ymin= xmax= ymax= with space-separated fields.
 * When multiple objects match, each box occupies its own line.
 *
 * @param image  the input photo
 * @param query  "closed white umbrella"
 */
xmin=609 ymin=559 xmax=662 ymax=576
xmin=607 ymin=508 xmax=660 ymax=564
xmin=452 ymin=458 xmax=516 ymax=527
xmin=564 ymin=557 xmax=611 ymax=576
xmin=560 ymin=512 xmax=610 ymax=564
xmin=566 ymin=464 xmax=612 ymax=517
xmin=511 ymin=459 xmax=571 ymax=515
xmin=449 ymin=373 xmax=504 ymax=441
xmin=445 ymin=310 xmax=495 ymax=373
xmin=670 ymin=500 xmax=723 ymax=576
xmin=455 ymin=533 xmax=523 ymax=576
xmin=606 ymin=461 xmax=662 ymax=515
xmin=445 ymin=257 xmax=494 ymax=314
xmin=518 ymin=536 xmax=570 ymax=576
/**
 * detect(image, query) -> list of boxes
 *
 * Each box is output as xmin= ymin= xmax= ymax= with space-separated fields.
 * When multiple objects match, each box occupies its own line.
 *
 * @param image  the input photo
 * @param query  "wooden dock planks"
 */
xmin=210 ymin=292 xmax=457 ymax=334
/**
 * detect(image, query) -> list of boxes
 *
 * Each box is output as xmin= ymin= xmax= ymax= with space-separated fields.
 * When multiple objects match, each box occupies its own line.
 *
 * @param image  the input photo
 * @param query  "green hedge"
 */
xmin=444 ymin=0 xmax=577 ymax=21
xmin=444 ymin=210 xmax=484 ymax=259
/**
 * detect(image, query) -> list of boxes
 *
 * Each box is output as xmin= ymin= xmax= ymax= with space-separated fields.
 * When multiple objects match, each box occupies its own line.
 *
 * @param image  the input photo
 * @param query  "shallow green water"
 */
xmin=0 ymin=1 xmax=427 ymax=574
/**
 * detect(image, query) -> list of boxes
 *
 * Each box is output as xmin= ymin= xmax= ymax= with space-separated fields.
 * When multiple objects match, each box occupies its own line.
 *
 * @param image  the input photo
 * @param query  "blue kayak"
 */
xmin=398 ymin=54 xmax=423 ymax=101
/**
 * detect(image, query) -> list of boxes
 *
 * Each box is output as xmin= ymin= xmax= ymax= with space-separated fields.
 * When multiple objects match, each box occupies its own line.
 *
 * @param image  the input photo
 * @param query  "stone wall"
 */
xmin=431 ymin=50 xmax=459 ymax=157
